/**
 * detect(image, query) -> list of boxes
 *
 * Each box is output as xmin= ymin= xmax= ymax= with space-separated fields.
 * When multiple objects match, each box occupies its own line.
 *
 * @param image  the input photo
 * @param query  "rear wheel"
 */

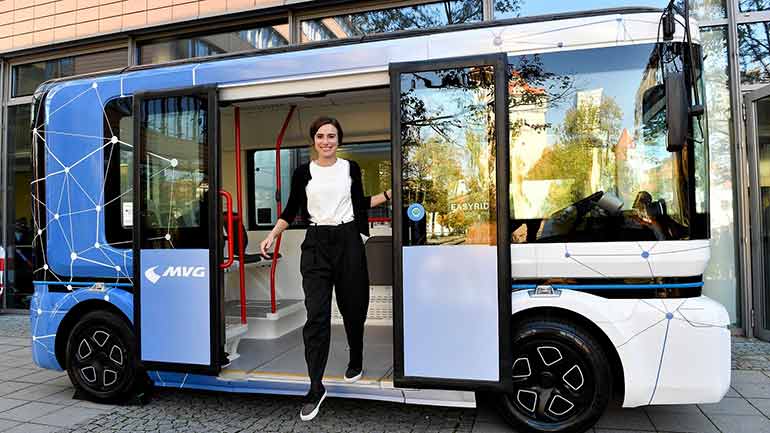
xmin=65 ymin=310 xmax=143 ymax=402
xmin=494 ymin=317 xmax=611 ymax=433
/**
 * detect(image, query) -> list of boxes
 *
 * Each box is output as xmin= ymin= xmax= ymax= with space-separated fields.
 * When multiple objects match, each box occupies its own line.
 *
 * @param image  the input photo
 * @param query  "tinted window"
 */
xmin=104 ymin=98 xmax=134 ymax=248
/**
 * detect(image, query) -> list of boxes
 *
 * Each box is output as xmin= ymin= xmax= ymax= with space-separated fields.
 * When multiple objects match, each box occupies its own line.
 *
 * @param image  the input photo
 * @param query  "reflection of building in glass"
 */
xmin=509 ymin=74 xmax=549 ymax=219
xmin=576 ymin=88 xmax=609 ymax=195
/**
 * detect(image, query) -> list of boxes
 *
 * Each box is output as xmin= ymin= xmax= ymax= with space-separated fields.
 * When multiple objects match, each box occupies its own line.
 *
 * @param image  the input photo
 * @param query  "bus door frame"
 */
xmin=132 ymin=85 xmax=223 ymax=375
xmin=390 ymin=53 xmax=513 ymax=392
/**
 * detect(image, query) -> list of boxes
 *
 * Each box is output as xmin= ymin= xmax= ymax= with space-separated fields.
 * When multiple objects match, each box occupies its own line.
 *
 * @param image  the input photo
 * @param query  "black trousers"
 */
xmin=300 ymin=221 xmax=369 ymax=393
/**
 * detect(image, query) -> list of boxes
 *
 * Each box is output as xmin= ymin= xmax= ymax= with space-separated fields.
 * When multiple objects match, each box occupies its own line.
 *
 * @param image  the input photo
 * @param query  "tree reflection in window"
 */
xmin=300 ymin=0 xmax=518 ymax=42
xmin=507 ymin=44 xmax=705 ymax=244
xmin=738 ymin=22 xmax=770 ymax=84
xmin=400 ymin=66 xmax=497 ymax=246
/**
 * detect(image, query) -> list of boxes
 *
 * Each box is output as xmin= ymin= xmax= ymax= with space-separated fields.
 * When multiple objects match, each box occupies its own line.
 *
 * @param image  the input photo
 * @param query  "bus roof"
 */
xmin=32 ymin=6 xmax=668 ymax=98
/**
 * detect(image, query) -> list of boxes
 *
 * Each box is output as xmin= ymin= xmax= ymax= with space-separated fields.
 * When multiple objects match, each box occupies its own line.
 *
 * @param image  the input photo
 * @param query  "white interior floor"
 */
xmin=224 ymin=324 xmax=394 ymax=383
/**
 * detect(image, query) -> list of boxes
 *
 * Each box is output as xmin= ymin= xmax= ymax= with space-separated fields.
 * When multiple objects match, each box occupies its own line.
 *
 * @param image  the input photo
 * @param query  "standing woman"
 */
xmin=259 ymin=116 xmax=391 ymax=421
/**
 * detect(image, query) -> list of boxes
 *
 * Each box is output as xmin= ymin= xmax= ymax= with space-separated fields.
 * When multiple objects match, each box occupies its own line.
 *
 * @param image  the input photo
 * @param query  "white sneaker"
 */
xmin=344 ymin=366 xmax=363 ymax=383
xmin=300 ymin=389 xmax=327 ymax=421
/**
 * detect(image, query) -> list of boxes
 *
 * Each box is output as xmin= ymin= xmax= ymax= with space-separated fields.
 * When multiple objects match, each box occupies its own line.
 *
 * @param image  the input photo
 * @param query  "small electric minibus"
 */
xmin=28 ymin=6 xmax=730 ymax=433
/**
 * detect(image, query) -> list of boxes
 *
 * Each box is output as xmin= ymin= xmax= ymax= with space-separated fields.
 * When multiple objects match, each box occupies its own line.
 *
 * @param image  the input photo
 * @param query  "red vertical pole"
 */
xmin=270 ymin=105 xmax=296 ymax=314
xmin=234 ymin=107 xmax=247 ymax=325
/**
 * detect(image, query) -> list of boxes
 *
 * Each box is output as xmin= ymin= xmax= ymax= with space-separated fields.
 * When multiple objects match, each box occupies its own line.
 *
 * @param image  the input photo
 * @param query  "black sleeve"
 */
xmin=279 ymin=167 xmax=304 ymax=224
xmin=350 ymin=161 xmax=371 ymax=209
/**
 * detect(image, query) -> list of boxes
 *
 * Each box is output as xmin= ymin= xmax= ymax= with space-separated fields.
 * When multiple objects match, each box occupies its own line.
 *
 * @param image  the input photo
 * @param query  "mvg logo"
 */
xmin=144 ymin=265 xmax=206 ymax=284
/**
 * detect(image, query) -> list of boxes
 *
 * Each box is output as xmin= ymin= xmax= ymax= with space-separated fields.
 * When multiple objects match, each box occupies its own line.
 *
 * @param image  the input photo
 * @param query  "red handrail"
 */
xmin=234 ymin=107 xmax=247 ymax=325
xmin=220 ymin=190 xmax=234 ymax=269
xmin=368 ymin=217 xmax=392 ymax=223
xmin=270 ymin=105 xmax=296 ymax=314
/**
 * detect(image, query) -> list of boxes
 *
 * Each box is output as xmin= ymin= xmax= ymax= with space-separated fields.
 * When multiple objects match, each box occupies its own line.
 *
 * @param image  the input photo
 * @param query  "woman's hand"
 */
xmin=370 ymin=189 xmax=393 ymax=208
xmin=259 ymin=234 xmax=275 ymax=258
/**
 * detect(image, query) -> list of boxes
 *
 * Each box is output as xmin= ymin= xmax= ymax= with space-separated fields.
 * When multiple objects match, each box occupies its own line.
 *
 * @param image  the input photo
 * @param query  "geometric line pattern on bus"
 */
xmin=563 ymin=241 xmax=710 ymax=279
xmin=31 ymin=82 xmax=134 ymax=287
xmin=614 ymin=297 xmax=725 ymax=404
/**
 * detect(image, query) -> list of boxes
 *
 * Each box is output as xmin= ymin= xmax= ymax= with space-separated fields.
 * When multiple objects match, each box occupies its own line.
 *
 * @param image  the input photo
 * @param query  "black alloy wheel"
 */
xmin=65 ymin=310 xmax=143 ymax=402
xmin=495 ymin=317 xmax=612 ymax=433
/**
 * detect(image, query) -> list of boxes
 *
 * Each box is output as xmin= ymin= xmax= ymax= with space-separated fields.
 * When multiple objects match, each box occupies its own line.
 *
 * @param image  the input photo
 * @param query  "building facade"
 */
xmin=0 ymin=0 xmax=760 ymax=335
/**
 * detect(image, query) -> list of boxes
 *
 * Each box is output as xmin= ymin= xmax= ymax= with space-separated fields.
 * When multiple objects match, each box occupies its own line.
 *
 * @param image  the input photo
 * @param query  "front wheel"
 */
xmin=493 ymin=317 xmax=612 ymax=433
xmin=65 ymin=310 xmax=144 ymax=403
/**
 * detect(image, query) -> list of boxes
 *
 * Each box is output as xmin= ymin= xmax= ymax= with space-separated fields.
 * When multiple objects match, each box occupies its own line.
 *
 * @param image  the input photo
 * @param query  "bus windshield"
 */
xmin=506 ymin=42 xmax=708 ymax=244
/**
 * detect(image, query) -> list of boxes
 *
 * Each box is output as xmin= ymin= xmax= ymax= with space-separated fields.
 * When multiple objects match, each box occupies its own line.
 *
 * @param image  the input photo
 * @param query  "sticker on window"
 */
xmin=123 ymin=202 xmax=133 ymax=227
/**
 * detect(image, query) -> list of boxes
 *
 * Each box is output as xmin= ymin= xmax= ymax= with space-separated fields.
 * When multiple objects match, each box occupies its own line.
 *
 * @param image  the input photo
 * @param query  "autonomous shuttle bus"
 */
xmin=28 ymin=6 xmax=730 ymax=433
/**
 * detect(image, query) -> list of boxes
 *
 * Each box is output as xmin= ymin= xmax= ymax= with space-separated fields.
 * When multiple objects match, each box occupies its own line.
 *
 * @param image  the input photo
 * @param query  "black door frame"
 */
xmin=132 ymin=85 xmax=222 ymax=375
xmin=390 ymin=53 xmax=512 ymax=392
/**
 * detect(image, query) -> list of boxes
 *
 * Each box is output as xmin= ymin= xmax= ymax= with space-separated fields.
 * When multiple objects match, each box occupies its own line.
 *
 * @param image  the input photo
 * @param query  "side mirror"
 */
xmin=664 ymin=69 xmax=689 ymax=152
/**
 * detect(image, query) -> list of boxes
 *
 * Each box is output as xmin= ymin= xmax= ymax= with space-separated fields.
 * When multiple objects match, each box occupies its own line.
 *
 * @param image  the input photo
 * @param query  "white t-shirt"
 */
xmin=306 ymin=158 xmax=355 ymax=225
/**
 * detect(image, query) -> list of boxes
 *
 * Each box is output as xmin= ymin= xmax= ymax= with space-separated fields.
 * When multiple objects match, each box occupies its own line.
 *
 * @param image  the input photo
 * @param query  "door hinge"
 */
xmin=743 ymin=102 xmax=747 ymax=121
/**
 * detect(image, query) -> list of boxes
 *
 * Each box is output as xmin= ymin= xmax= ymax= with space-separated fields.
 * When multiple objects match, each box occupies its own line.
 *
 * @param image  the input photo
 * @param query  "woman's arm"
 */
xmin=370 ymin=189 xmax=392 ymax=208
xmin=260 ymin=166 xmax=304 ymax=257
xmin=259 ymin=218 xmax=289 ymax=257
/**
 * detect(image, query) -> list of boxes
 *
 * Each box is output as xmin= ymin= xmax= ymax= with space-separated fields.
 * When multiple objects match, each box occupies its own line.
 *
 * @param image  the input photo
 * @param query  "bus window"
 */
xmin=249 ymin=141 xmax=391 ymax=229
xmin=507 ymin=43 xmax=709 ymax=244
xmin=400 ymin=65 xmax=497 ymax=246
xmin=104 ymin=97 xmax=133 ymax=248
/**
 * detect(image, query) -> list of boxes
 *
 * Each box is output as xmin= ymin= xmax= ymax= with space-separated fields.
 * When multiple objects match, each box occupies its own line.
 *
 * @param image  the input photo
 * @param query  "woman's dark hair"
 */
xmin=309 ymin=116 xmax=344 ymax=146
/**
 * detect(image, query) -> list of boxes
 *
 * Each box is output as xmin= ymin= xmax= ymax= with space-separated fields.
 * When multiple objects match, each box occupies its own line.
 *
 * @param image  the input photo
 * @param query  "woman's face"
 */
xmin=314 ymin=123 xmax=339 ymax=159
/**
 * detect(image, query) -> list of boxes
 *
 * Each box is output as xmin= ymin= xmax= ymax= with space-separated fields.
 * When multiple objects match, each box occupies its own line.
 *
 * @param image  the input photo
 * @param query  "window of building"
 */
xmin=738 ymin=21 xmax=770 ymax=84
xmin=739 ymin=0 xmax=770 ymax=13
xmin=249 ymin=142 xmax=391 ymax=228
xmin=699 ymin=25 xmax=739 ymax=323
xmin=300 ymin=0 xmax=483 ymax=43
xmin=11 ymin=49 xmax=128 ymax=98
xmin=494 ymin=0 xmax=725 ymax=22
xmin=506 ymin=43 xmax=708 ymax=244
xmin=6 ymin=104 xmax=34 ymax=309
xmin=139 ymin=22 xmax=289 ymax=64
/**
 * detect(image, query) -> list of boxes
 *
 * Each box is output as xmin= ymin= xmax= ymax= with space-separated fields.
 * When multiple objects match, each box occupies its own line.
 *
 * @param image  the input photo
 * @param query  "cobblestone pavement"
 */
xmin=2 ymin=313 xmax=770 ymax=432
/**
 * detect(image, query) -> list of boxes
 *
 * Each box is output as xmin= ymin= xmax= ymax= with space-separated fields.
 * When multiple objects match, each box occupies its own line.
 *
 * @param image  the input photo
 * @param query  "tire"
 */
xmin=65 ymin=310 xmax=144 ymax=403
xmin=494 ymin=316 xmax=612 ymax=433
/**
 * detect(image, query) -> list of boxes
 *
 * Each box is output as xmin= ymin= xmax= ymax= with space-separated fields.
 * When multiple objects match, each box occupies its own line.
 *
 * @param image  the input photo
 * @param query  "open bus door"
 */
xmin=132 ymin=86 xmax=223 ymax=374
xmin=391 ymin=54 xmax=512 ymax=392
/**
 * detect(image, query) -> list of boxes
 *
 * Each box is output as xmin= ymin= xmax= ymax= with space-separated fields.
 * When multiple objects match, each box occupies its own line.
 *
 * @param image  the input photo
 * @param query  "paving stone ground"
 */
xmin=0 ymin=313 xmax=769 ymax=432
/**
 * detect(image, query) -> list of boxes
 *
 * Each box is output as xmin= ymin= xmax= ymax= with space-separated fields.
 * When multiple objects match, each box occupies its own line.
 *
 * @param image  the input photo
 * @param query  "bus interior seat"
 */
xmin=224 ymin=212 xmax=281 ymax=265
xmin=365 ymin=236 xmax=392 ymax=286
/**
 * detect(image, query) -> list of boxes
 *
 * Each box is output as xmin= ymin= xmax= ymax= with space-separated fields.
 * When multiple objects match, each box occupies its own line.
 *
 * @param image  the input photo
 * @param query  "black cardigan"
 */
xmin=279 ymin=160 xmax=371 ymax=236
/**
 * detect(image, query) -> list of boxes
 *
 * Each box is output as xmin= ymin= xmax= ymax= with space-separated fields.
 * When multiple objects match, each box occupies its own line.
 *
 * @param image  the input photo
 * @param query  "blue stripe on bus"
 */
xmin=512 ymin=282 xmax=703 ymax=291
xmin=33 ymin=280 xmax=133 ymax=288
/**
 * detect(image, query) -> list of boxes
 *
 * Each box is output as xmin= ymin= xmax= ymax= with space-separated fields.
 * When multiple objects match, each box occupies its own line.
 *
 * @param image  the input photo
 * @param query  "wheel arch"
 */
xmin=55 ymin=299 xmax=133 ymax=370
xmin=510 ymin=306 xmax=625 ymax=404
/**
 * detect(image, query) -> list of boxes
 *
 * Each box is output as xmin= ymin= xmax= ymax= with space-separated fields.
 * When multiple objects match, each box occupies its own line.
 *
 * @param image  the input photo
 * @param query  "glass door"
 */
xmin=132 ymin=86 xmax=223 ymax=374
xmin=747 ymin=86 xmax=770 ymax=340
xmin=391 ymin=54 xmax=512 ymax=391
